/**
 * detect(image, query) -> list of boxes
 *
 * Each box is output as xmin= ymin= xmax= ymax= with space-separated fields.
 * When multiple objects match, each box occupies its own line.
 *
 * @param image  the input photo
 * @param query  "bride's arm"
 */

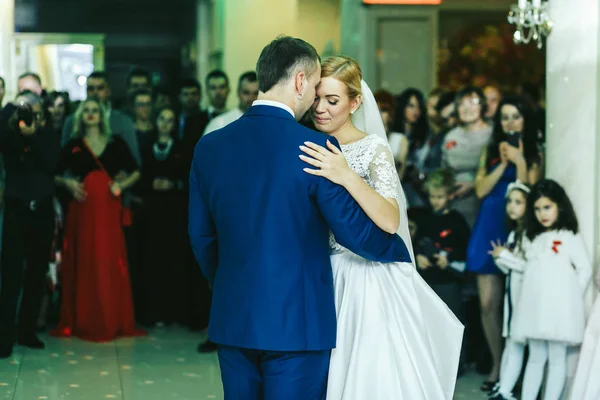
xmin=340 ymin=166 xmax=399 ymax=234
xmin=300 ymin=140 xmax=400 ymax=234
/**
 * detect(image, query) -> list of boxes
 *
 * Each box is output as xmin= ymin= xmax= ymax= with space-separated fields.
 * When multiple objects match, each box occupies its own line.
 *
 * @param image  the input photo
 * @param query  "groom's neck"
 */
xmin=258 ymin=90 xmax=295 ymax=114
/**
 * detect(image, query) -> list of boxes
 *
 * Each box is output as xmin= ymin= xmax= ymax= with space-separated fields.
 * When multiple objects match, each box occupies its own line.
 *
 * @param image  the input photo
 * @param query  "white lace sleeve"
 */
xmin=369 ymin=142 xmax=400 ymax=201
xmin=368 ymin=138 xmax=414 ymax=261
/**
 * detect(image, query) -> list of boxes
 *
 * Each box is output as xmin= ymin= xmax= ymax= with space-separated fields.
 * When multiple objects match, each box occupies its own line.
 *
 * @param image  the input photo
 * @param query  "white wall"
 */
xmin=199 ymin=0 xmax=342 ymax=109
xmin=0 ymin=0 xmax=15 ymax=101
xmin=297 ymin=0 xmax=341 ymax=56
xmin=216 ymin=0 xmax=298 ymax=109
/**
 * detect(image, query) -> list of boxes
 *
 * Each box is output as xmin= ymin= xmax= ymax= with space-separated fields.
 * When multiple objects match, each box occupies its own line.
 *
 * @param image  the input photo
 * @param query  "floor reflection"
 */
xmin=0 ymin=327 xmax=488 ymax=399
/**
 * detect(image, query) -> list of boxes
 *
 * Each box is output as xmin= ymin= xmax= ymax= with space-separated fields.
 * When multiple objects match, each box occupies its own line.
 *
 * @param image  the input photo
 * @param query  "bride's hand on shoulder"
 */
xmin=299 ymin=140 xmax=354 ymax=186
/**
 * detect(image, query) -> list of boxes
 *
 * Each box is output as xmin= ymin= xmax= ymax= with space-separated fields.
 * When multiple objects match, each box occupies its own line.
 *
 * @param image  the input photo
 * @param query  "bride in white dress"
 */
xmin=299 ymin=56 xmax=464 ymax=400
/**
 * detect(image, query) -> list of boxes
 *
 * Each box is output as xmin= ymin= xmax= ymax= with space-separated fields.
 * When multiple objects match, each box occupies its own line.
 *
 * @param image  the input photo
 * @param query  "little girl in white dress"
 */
xmin=511 ymin=179 xmax=592 ymax=400
xmin=488 ymin=181 xmax=531 ymax=400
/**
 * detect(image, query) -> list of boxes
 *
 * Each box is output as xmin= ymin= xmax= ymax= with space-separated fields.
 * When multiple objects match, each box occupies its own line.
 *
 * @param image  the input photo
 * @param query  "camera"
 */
xmin=8 ymin=102 xmax=36 ymax=134
xmin=15 ymin=102 xmax=34 ymax=126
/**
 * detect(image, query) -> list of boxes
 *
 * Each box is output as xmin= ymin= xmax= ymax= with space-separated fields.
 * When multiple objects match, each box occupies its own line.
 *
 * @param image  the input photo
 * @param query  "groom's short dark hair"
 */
xmin=256 ymin=36 xmax=320 ymax=93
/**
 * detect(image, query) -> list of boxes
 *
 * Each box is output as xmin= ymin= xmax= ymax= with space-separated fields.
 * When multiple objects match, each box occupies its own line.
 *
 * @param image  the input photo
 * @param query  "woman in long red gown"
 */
xmin=52 ymin=98 xmax=145 ymax=342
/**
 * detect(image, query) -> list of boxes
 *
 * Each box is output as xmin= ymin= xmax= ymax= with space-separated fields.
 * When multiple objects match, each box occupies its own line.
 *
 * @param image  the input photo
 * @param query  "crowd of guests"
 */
xmin=371 ymin=85 xmax=544 ymax=385
xmin=0 ymin=68 xmax=259 ymax=357
xmin=377 ymin=84 xmax=600 ymax=400
xmin=0 ymin=66 xmax=598 ymax=400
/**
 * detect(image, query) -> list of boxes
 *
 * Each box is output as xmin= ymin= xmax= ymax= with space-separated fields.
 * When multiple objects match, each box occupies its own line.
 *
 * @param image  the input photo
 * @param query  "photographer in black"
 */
xmin=0 ymin=90 xmax=60 ymax=358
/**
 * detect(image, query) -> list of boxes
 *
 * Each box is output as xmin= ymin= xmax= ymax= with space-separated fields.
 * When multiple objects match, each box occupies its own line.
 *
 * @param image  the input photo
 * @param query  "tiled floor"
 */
xmin=0 ymin=327 xmax=489 ymax=399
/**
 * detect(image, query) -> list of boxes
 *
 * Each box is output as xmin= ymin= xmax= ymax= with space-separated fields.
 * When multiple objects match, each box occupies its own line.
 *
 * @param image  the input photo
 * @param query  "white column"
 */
xmin=546 ymin=0 xmax=600 ymax=277
xmin=0 ymin=0 xmax=15 ymax=100
xmin=195 ymin=0 xmax=212 ymax=92
xmin=545 ymin=0 xmax=600 ymax=397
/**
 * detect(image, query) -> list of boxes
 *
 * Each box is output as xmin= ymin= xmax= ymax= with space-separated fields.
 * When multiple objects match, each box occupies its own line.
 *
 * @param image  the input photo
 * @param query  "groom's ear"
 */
xmin=295 ymin=71 xmax=307 ymax=95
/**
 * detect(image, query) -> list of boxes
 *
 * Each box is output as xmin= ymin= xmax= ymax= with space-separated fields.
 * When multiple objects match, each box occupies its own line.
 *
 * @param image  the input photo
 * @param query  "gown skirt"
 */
xmin=569 ymin=295 xmax=600 ymax=400
xmin=326 ymin=251 xmax=464 ymax=400
xmin=51 ymin=171 xmax=145 ymax=342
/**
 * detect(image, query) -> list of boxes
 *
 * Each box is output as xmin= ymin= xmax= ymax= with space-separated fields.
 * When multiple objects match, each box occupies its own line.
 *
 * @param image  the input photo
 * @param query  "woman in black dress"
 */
xmin=139 ymin=106 xmax=189 ymax=326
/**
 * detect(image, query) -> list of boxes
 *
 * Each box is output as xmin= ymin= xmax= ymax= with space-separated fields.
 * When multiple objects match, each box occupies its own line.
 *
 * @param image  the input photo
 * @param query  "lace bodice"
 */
xmin=329 ymin=134 xmax=400 ymax=253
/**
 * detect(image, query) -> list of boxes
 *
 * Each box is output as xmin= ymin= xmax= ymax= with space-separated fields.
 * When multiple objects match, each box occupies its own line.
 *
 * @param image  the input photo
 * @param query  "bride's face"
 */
xmin=310 ymin=77 xmax=360 ymax=134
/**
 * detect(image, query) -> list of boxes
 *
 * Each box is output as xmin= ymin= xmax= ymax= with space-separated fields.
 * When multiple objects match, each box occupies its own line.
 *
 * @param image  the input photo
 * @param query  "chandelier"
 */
xmin=507 ymin=0 xmax=553 ymax=49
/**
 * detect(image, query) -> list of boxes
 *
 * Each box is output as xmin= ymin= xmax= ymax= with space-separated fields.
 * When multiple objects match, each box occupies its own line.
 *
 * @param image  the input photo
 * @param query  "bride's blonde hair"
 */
xmin=321 ymin=56 xmax=362 ymax=100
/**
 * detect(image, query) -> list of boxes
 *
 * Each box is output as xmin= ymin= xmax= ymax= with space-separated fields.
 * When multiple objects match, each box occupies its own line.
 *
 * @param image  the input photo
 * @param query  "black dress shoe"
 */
xmin=197 ymin=340 xmax=218 ymax=353
xmin=480 ymin=380 xmax=499 ymax=392
xmin=0 ymin=345 xmax=13 ymax=359
xmin=489 ymin=392 xmax=516 ymax=400
xmin=17 ymin=335 xmax=45 ymax=350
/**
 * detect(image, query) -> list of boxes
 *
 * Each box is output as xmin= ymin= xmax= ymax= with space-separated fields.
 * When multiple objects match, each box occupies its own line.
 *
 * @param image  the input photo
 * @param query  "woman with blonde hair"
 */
xmin=52 ymin=97 xmax=144 ymax=342
xmin=300 ymin=56 xmax=463 ymax=399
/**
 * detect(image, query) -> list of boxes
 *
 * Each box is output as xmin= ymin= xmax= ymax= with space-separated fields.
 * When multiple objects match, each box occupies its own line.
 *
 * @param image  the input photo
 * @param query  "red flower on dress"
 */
xmin=445 ymin=140 xmax=457 ymax=150
xmin=440 ymin=229 xmax=452 ymax=238
xmin=552 ymin=240 xmax=562 ymax=253
xmin=72 ymin=146 xmax=81 ymax=154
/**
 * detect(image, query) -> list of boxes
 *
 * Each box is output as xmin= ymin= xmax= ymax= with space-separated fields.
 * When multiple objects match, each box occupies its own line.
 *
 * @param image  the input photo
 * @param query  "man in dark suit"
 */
xmin=177 ymin=78 xmax=210 ymax=164
xmin=188 ymin=36 xmax=411 ymax=400
xmin=176 ymin=78 xmax=214 ymax=342
xmin=205 ymin=70 xmax=230 ymax=119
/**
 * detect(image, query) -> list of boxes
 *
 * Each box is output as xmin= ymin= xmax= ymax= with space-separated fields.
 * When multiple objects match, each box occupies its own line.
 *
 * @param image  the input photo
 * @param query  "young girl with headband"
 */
xmin=488 ymin=181 xmax=531 ymax=400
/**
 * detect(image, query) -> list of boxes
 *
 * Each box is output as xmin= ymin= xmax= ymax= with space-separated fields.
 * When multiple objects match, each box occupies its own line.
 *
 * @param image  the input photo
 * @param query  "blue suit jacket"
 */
xmin=189 ymin=105 xmax=411 ymax=352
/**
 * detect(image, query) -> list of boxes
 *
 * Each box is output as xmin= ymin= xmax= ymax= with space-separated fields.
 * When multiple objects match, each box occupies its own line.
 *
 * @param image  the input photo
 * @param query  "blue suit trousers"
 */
xmin=218 ymin=345 xmax=331 ymax=400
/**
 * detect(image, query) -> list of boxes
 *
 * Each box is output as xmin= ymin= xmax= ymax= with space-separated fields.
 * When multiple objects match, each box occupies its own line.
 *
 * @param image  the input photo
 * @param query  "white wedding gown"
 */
xmin=326 ymin=134 xmax=464 ymax=400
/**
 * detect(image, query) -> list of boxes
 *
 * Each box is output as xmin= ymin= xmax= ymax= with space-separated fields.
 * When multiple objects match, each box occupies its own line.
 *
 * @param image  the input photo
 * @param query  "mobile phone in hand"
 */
xmin=506 ymin=131 xmax=522 ymax=148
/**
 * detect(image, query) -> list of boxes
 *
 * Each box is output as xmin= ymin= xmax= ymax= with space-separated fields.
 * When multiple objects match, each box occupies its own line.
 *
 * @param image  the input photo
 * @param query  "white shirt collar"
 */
xmin=207 ymin=105 xmax=227 ymax=116
xmin=104 ymin=102 xmax=112 ymax=119
xmin=252 ymin=100 xmax=295 ymax=118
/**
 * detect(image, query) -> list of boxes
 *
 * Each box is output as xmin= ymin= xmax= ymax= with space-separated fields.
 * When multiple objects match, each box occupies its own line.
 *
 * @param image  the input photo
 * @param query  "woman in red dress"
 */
xmin=52 ymin=98 xmax=145 ymax=342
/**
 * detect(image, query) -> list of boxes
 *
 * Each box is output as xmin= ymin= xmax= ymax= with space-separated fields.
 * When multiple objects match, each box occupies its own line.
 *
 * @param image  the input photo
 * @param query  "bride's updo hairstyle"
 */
xmin=321 ymin=56 xmax=363 ymax=101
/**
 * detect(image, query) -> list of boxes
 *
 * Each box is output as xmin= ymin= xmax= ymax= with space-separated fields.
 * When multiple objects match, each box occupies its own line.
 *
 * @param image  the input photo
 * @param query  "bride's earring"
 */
xmin=297 ymin=93 xmax=304 ymax=100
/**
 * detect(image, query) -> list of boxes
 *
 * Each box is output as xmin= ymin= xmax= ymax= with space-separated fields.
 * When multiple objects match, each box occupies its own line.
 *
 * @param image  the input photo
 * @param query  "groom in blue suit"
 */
xmin=189 ymin=36 xmax=411 ymax=400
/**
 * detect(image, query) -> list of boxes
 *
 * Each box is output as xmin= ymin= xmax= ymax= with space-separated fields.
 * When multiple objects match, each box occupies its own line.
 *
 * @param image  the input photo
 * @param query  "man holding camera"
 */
xmin=0 ymin=91 xmax=60 ymax=358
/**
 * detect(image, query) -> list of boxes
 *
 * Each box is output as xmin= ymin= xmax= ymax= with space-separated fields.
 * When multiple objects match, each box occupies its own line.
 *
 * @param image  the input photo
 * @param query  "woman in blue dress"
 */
xmin=468 ymin=94 xmax=543 ymax=392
